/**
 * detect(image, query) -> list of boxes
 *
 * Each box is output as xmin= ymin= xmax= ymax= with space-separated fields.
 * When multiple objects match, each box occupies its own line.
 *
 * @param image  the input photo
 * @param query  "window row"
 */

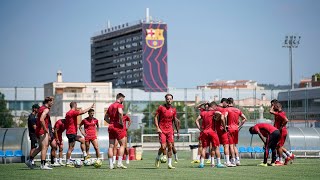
xmin=112 ymin=36 xmax=142 ymax=46
xmin=113 ymin=55 xmax=143 ymax=63
xmin=113 ymin=41 xmax=142 ymax=51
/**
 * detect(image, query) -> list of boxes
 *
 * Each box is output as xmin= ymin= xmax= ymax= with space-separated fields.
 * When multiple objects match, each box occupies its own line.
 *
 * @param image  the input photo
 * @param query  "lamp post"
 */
xmin=283 ymin=35 xmax=301 ymax=89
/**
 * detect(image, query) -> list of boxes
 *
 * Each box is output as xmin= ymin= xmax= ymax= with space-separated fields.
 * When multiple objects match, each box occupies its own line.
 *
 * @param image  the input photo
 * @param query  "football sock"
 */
xmin=83 ymin=151 xmax=87 ymax=157
xmin=282 ymin=153 xmax=287 ymax=158
xmin=200 ymin=158 xmax=204 ymax=165
xmin=231 ymin=158 xmax=236 ymax=164
xmin=54 ymin=158 xmax=58 ymax=163
xmin=279 ymin=157 xmax=283 ymax=162
xmin=126 ymin=156 xmax=129 ymax=161
xmin=174 ymin=153 xmax=178 ymax=160
xmin=109 ymin=158 xmax=113 ymax=165
xmin=217 ymin=158 xmax=221 ymax=165
xmin=196 ymin=155 xmax=201 ymax=160
xmin=276 ymin=157 xmax=279 ymax=161
xmin=168 ymin=158 xmax=172 ymax=166
xmin=118 ymin=156 xmax=123 ymax=165
xmin=51 ymin=155 xmax=54 ymax=164
xmin=226 ymin=156 xmax=230 ymax=164
xmin=156 ymin=154 xmax=160 ymax=160
xmin=113 ymin=156 xmax=116 ymax=162
xmin=211 ymin=157 xmax=215 ymax=165
xmin=236 ymin=156 xmax=240 ymax=161
xmin=41 ymin=160 xmax=46 ymax=166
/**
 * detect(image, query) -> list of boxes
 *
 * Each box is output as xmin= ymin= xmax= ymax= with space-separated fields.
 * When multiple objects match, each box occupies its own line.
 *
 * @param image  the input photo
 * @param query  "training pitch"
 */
xmin=0 ymin=151 xmax=319 ymax=180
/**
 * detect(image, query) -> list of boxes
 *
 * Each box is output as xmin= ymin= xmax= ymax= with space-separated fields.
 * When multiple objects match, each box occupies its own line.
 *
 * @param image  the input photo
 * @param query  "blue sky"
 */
xmin=0 ymin=0 xmax=319 ymax=88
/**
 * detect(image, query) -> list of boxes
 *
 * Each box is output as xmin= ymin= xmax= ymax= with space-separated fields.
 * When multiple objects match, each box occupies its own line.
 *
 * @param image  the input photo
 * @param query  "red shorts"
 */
xmin=35 ymin=129 xmax=46 ymax=138
xmin=159 ymin=131 xmax=174 ymax=144
xmin=201 ymin=130 xmax=220 ymax=148
xmin=108 ymin=126 xmax=126 ymax=140
xmin=228 ymin=129 xmax=239 ymax=145
xmin=217 ymin=130 xmax=229 ymax=145
xmin=198 ymin=131 xmax=204 ymax=141
xmin=85 ymin=136 xmax=97 ymax=142
xmin=278 ymin=128 xmax=287 ymax=147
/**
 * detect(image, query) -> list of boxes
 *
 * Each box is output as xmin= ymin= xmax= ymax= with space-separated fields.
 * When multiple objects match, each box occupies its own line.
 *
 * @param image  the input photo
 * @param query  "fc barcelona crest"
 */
xmin=146 ymin=28 xmax=165 ymax=49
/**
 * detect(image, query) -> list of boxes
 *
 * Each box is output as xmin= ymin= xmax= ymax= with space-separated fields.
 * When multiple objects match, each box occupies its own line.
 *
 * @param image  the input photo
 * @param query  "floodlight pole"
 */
xmin=283 ymin=35 xmax=301 ymax=90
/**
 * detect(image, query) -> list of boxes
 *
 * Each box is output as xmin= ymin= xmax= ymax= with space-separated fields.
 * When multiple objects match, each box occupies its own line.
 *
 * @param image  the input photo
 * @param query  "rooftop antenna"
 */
xmin=107 ymin=20 xmax=111 ymax=29
xmin=146 ymin=8 xmax=150 ymax=23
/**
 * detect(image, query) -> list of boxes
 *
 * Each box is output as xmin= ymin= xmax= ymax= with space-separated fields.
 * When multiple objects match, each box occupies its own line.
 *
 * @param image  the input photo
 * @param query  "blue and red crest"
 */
xmin=146 ymin=28 xmax=165 ymax=49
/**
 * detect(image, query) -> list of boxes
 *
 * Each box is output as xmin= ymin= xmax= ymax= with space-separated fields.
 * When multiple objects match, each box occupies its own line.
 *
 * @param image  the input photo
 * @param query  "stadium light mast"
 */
xmin=283 ymin=35 xmax=301 ymax=89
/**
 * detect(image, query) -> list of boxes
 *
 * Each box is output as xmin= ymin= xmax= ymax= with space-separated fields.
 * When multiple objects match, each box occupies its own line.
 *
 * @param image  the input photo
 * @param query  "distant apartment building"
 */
xmin=197 ymin=80 xmax=264 ymax=90
xmin=299 ymin=74 xmax=320 ymax=88
xmin=91 ymin=9 xmax=168 ymax=92
xmin=44 ymin=71 xmax=113 ymax=126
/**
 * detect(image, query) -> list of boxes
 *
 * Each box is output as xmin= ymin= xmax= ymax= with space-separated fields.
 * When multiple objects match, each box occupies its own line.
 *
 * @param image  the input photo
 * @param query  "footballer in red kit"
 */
xmin=195 ymin=101 xmax=225 ymax=168
xmin=79 ymin=109 xmax=100 ymax=159
xmin=226 ymin=97 xmax=247 ymax=166
xmin=155 ymin=94 xmax=180 ymax=169
xmin=65 ymin=102 xmax=94 ymax=167
xmin=54 ymin=119 xmax=66 ymax=165
xmin=26 ymin=96 xmax=54 ymax=170
xmin=249 ymin=123 xmax=280 ymax=166
xmin=215 ymin=98 xmax=234 ymax=166
xmin=105 ymin=93 xmax=127 ymax=169
xmin=269 ymin=101 xmax=292 ymax=165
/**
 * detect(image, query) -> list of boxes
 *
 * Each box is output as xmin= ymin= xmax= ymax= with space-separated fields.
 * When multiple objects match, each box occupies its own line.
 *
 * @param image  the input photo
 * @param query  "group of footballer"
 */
xmin=25 ymin=94 xmax=132 ymax=170
xmin=25 ymin=92 xmax=294 ymax=170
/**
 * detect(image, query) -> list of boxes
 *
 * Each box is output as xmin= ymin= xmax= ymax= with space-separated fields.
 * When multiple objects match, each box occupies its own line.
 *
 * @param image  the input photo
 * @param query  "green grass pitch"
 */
xmin=0 ymin=151 xmax=319 ymax=180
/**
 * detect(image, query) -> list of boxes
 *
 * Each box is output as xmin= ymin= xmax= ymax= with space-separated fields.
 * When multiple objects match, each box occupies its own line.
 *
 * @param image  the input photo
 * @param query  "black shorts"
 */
xmin=66 ymin=134 xmax=78 ymax=143
xmin=29 ymin=134 xmax=38 ymax=148
xmin=267 ymin=130 xmax=280 ymax=150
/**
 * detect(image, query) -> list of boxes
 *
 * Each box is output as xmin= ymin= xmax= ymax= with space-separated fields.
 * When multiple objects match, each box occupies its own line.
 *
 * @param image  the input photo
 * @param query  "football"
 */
xmin=91 ymin=158 xmax=97 ymax=166
xmin=74 ymin=159 xmax=83 ymax=168
xmin=84 ymin=159 xmax=92 ymax=166
xmin=160 ymin=156 xmax=167 ymax=163
xmin=94 ymin=159 xmax=102 ymax=168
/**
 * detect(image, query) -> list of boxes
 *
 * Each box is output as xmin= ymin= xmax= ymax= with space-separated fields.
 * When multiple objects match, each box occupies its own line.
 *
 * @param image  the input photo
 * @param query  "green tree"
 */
xmin=0 ymin=92 xmax=14 ymax=128
xmin=142 ymin=101 xmax=198 ymax=132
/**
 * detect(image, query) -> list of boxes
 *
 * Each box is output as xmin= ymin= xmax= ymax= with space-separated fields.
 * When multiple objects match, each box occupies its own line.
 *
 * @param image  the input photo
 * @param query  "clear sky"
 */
xmin=0 ymin=0 xmax=319 ymax=88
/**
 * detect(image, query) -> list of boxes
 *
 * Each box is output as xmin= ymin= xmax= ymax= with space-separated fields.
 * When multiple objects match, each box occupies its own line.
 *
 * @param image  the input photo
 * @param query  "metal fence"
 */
xmin=1 ymin=87 xmax=320 ymax=128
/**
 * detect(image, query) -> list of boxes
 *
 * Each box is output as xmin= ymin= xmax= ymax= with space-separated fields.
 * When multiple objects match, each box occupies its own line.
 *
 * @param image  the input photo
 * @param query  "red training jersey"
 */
xmin=156 ymin=105 xmax=177 ymax=132
xmin=253 ymin=123 xmax=278 ymax=137
xmin=36 ymin=105 xmax=50 ymax=135
xmin=213 ymin=106 xmax=226 ymax=131
xmin=226 ymin=107 xmax=243 ymax=130
xmin=273 ymin=111 xmax=287 ymax=129
xmin=200 ymin=110 xmax=215 ymax=131
xmin=107 ymin=102 xmax=124 ymax=128
xmin=54 ymin=119 xmax=65 ymax=137
xmin=81 ymin=117 xmax=98 ymax=137
xmin=65 ymin=109 xmax=80 ymax=135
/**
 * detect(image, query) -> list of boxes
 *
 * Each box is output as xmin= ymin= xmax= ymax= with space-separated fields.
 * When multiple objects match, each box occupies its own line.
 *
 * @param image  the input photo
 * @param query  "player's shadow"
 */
xmin=134 ymin=167 xmax=158 ymax=169
xmin=239 ymin=164 xmax=259 ymax=167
